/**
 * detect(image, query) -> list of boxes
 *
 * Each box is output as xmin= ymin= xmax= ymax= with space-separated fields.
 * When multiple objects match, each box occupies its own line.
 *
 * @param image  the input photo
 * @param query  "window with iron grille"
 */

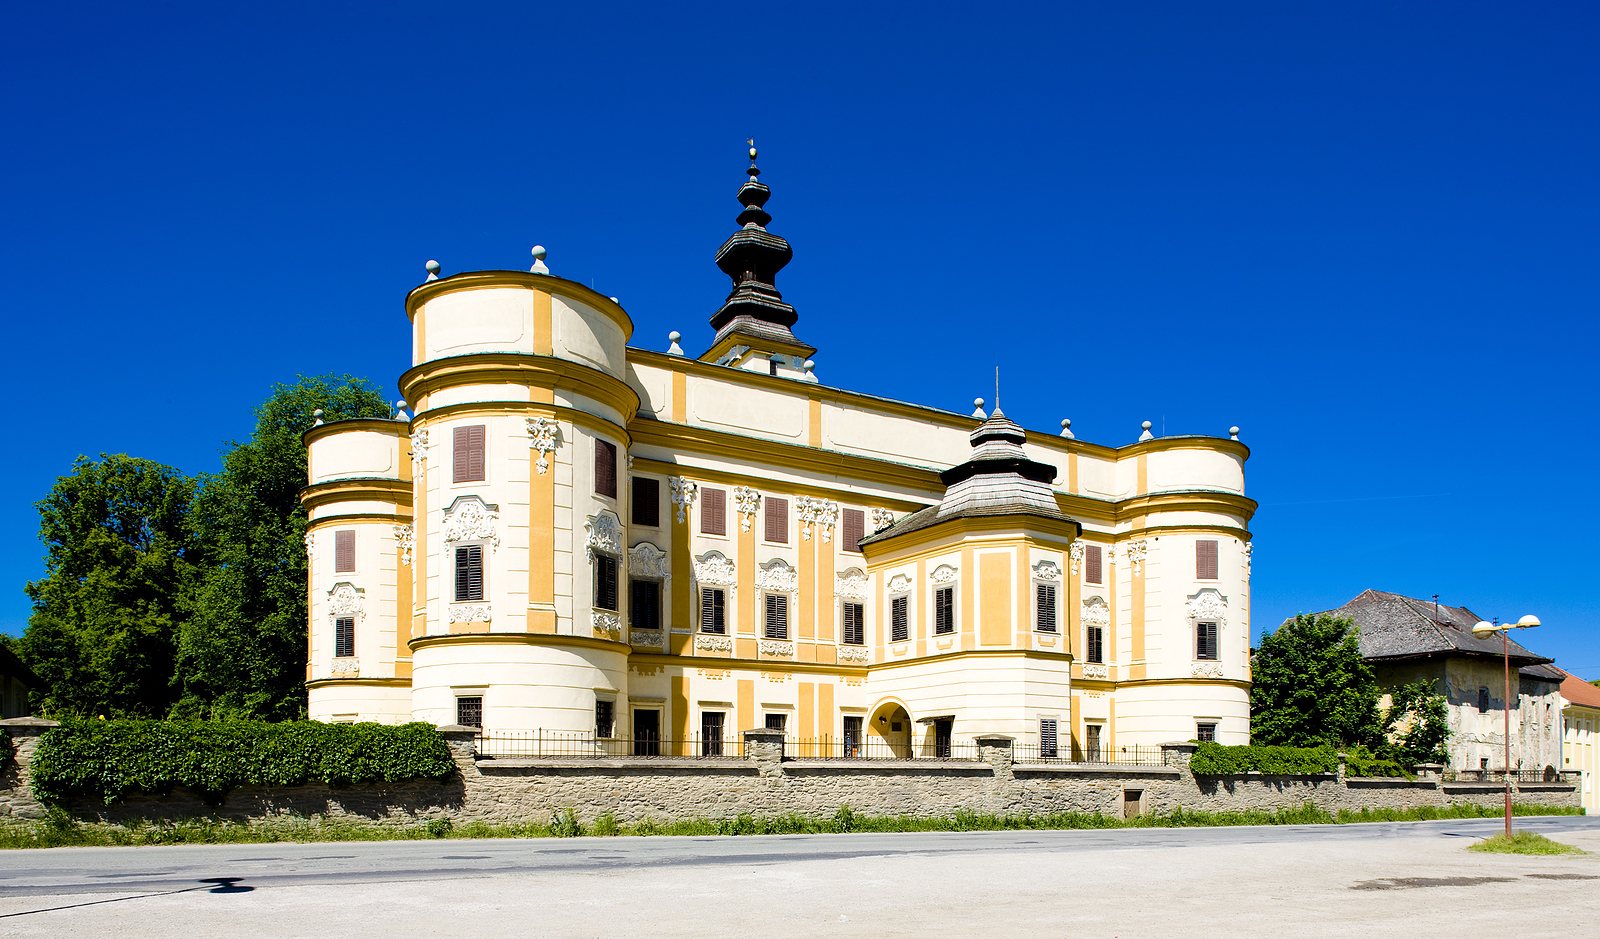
xmin=1036 ymin=583 xmax=1057 ymax=632
xmin=595 ymin=439 xmax=617 ymax=498
xmin=1085 ymin=544 xmax=1103 ymax=585
xmin=700 ymin=588 xmax=726 ymax=634
xmin=630 ymin=579 xmax=660 ymax=630
xmin=934 ymin=587 xmax=955 ymax=635
xmin=334 ymin=617 xmax=355 ymax=658
xmin=842 ymin=602 xmax=865 ymax=645
xmin=631 ymin=477 xmax=659 ymax=526
xmin=594 ymin=554 xmax=618 ymax=610
xmin=595 ymin=700 xmax=615 ymax=738
xmin=454 ymin=544 xmax=484 ymax=601
xmin=843 ymin=715 xmax=863 ymax=757
xmin=764 ymin=713 xmax=787 ymax=732
xmin=1086 ymin=723 xmax=1103 ymax=761
xmin=1040 ymin=718 xmax=1059 ymax=759
xmin=1196 ymin=540 xmax=1218 ymax=580
xmin=453 ymin=425 xmax=486 ymax=483
xmin=1196 ymin=722 xmax=1217 ymax=743
xmin=891 ymin=595 xmax=909 ymax=642
xmin=701 ymin=712 xmax=725 ymax=756
xmin=701 ymin=487 xmax=726 ymax=535
xmin=765 ymin=497 xmax=789 ymax=543
xmin=334 ymin=529 xmax=356 ymax=573
xmin=456 ymin=696 xmax=483 ymax=728
xmin=1196 ymin=622 xmax=1219 ymax=660
xmin=841 ymin=508 xmax=865 ymax=553
xmin=764 ymin=594 xmax=789 ymax=639
xmin=1086 ymin=626 xmax=1104 ymax=663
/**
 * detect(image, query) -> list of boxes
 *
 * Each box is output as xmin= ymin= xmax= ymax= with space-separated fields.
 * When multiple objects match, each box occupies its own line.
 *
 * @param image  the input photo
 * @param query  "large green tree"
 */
xmin=1381 ymin=681 xmax=1450 ymax=765
xmin=1250 ymin=613 xmax=1384 ymax=749
xmin=19 ymin=455 xmax=198 ymax=716
xmin=173 ymin=374 xmax=390 ymax=720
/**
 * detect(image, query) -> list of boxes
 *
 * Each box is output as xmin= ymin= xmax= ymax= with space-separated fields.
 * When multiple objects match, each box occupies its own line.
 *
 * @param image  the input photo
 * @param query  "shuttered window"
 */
xmin=841 ymin=509 xmax=865 ymax=553
xmin=1086 ymin=626 xmax=1104 ymax=663
xmin=1196 ymin=622 xmax=1218 ymax=660
xmin=764 ymin=713 xmax=787 ymax=732
xmin=453 ymin=425 xmax=486 ymax=483
xmin=334 ymin=529 xmax=356 ymax=573
xmin=1036 ymin=583 xmax=1057 ymax=632
xmin=891 ymin=595 xmax=909 ymax=642
xmin=842 ymin=602 xmax=865 ymax=645
xmin=595 ymin=439 xmax=618 ymax=498
xmin=454 ymin=545 xmax=484 ymax=601
xmin=700 ymin=588 xmax=726 ymax=634
xmin=630 ymin=579 xmax=660 ymax=629
xmin=701 ymin=488 xmax=727 ymax=535
xmin=1085 ymin=545 xmax=1103 ymax=585
xmin=595 ymin=700 xmax=615 ymax=738
xmin=595 ymin=555 xmax=618 ymax=610
xmin=632 ymin=477 xmax=660 ymax=527
xmin=456 ymin=696 xmax=482 ymax=728
xmin=934 ymin=587 xmax=955 ymax=635
xmin=1040 ymin=719 xmax=1059 ymax=759
xmin=765 ymin=594 xmax=789 ymax=639
xmin=334 ymin=617 xmax=355 ymax=658
xmin=765 ymin=497 xmax=789 ymax=543
xmin=1196 ymin=540 xmax=1218 ymax=580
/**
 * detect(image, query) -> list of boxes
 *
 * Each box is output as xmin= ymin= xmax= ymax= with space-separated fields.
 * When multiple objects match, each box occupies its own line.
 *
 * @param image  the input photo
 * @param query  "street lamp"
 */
xmin=1471 ymin=614 xmax=1541 ymax=839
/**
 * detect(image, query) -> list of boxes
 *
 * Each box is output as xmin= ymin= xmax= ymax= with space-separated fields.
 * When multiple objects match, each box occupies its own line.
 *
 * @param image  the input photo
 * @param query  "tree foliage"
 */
xmin=1250 ymin=614 xmax=1383 ymax=749
xmin=1382 ymin=681 xmax=1451 ymax=765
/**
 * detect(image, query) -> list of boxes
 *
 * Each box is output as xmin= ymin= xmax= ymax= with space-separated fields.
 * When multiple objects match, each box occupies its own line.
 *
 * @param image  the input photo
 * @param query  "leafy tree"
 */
xmin=173 ymin=375 xmax=391 ymax=720
xmin=18 ymin=455 xmax=198 ymax=717
xmin=1250 ymin=614 xmax=1383 ymax=749
xmin=1381 ymin=681 xmax=1450 ymax=765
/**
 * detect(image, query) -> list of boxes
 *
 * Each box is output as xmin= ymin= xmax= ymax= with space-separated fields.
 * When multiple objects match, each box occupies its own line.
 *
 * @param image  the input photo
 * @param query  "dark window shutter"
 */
xmin=1087 ymin=626 xmax=1104 ymax=663
xmin=766 ymin=497 xmax=788 ymax=543
xmin=334 ymin=529 xmax=356 ymax=572
xmin=843 ymin=602 xmax=864 ymax=645
xmin=842 ymin=509 xmax=865 ymax=553
xmin=701 ymin=588 xmax=726 ymax=634
xmin=456 ymin=545 xmax=484 ymax=601
xmin=1085 ymin=545 xmax=1102 ymax=584
xmin=335 ymin=617 xmax=355 ymax=658
xmin=934 ymin=587 xmax=954 ymax=634
xmin=765 ymin=594 xmax=788 ymax=638
xmin=596 ymin=555 xmax=618 ymax=610
xmin=891 ymin=596 xmax=909 ymax=642
xmin=1197 ymin=622 xmax=1218 ymax=660
xmin=1040 ymin=719 xmax=1059 ymax=759
xmin=701 ymin=488 xmax=726 ymax=535
xmin=630 ymin=579 xmax=659 ymax=629
xmin=595 ymin=439 xmax=617 ymax=498
xmin=1036 ymin=583 xmax=1057 ymax=632
xmin=632 ymin=477 xmax=660 ymax=527
xmin=1196 ymin=540 xmax=1218 ymax=580
xmin=453 ymin=425 xmax=486 ymax=483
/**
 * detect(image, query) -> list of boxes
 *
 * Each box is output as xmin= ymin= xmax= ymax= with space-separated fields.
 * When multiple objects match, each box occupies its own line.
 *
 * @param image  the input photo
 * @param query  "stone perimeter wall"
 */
xmin=0 ymin=721 xmax=1580 ymax=826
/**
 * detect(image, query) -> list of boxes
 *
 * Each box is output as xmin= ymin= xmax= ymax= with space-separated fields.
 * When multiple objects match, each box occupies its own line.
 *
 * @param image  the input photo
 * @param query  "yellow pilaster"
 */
xmin=528 ymin=419 xmax=557 ymax=634
xmin=671 ymin=489 xmax=693 ymax=655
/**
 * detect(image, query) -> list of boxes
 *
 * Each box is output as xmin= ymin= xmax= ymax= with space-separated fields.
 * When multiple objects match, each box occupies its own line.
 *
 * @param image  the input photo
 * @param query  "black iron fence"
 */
xmin=475 ymin=730 xmax=743 ymax=759
xmin=1009 ymin=742 xmax=1168 ymax=766
xmin=789 ymin=736 xmax=979 ymax=761
xmin=1443 ymin=767 xmax=1568 ymax=783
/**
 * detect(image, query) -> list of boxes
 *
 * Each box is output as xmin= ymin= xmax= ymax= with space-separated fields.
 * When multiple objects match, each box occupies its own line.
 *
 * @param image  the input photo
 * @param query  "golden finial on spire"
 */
xmin=748 ymin=136 xmax=757 ymax=161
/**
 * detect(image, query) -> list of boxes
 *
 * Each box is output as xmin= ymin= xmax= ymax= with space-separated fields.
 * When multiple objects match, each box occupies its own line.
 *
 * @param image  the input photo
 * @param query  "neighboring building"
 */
xmin=1317 ymin=590 xmax=1564 ymax=774
xmin=0 ymin=646 xmax=38 ymax=719
xmin=1557 ymin=668 xmax=1600 ymax=814
xmin=302 ymin=148 xmax=1257 ymax=757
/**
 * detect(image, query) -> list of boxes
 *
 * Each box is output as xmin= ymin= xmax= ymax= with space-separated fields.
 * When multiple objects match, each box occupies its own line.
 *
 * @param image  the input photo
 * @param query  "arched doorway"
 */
xmin=868 ymin=701 xmax=912 ymax=758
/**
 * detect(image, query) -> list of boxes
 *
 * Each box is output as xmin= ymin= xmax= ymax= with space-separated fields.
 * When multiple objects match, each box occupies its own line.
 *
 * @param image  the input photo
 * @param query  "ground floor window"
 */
xmin=633 ymin=709 xmax=661 ymax=756
xmin=456 ymin=696 xmax=483 ymax=728
xmin=1040 ymin=718 xmax=1059 ymax=759
xmin=595 ymin=700 xmax=615 ymax=738
xmin=1196 ymin=722 xmax=1217 ymax=743
xmin=764 ymin=713 xmax=788 ymax=733
xmin=1086 ymin=723 xmax=1103 ymax=761
xmin=701 ymin=711 xmax=725 ymax=756
xmin=843 ymin=715 xmax=863 ymax=757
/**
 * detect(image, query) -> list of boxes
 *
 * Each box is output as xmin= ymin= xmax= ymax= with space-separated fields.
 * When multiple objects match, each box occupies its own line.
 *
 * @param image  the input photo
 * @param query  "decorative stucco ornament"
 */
xmin=393 ymin=524 xmax=414 ymax=567
xmin=304 ymin=532 xmax=315 ymax=554
xmin=695 ymin=634 xmax=733 ymax=652
xmin=1082 ymin=663 xmax=1109 ymax=680
xmin=1081 ymin=596 xmax=1110 ymax=626
xmin=756 ymin=558 xmax=798 ymax=592
xmin=870 ymin=507 xmax=896 ymax=533
xmin=693 ymin=551 xmax=737 ymax=587
xmin=1125 ymin=540 xmax=1148 ymax=577
xmin=1032 ymin=560 xmax=1060 ymax=582
xmin=670 ymin=477 xmax=698 ymax=524
xmin=837 ymin=646 xmax=870 ymax=663
xmin=630 ymin=629 xmax=664 ymax=649
xmin=592 ymin=611 xmax=621 ymax=638
xmin=410 ymin=429 xmax=429 ymax=468
xmin=442 ymin=497 xmax=499 ymax=549
xmin=327 ymin=582 xmax=365 ymax=622
xmin=887 ymin=573 xmax=913 ymax=594
xmin=1068 ymin=542 xmax=1084 ymax=575
xmin=1191 ymin=663 xmax=1226 ymax=679
xmin=930 ymin=564 xmax=958 ymax=585
xmin=1243 ymin=541 xmax=1253 ymax=575
xmin=585 ymin=509 xmax=623 ymax=563
xmin=1187 ymin=588 xmax=1228 ymax=625
xmin=331 ymin=657 xmax=360 ymax=677
xmin=448 ymin=603 xmax=491 ymax=624
xmin=759 ymin=640 xmax=795 ymax=657
xmin=526 ymin=417 xmax=558 ymax=474
xmin=734 ymin=487 xmax=761 ymax=532
xmin=628 ymin=542 xmax=670 ymax=579
xmin=819 ymin=500 xmax=839 ymax=542
xmin=835 ymin=568 xmax=869 ymax=601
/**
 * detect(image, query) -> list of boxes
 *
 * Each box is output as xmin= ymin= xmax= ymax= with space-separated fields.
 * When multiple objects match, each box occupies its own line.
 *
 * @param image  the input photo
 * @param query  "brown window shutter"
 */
xmin=595 ymin=439 xmax=617 ymax=498
xmin=701 ymin=488 xmax=726 ymax=535
xmin=841 ymin=509 xmax=864 ymax=552
xmin=766 ymin=497 xmax=789 ymax=543
xmin=1036 ymin=583 xmax=1056 ymax=632
xmin=453 ymin=425 xmax=486 ymax=483
xmin=1196 ymin=540 xmax=1218 ymax=580
xmin=765 ymin=594 xmax=788 ymax=638
xmin=595 ymin=555 xmax=618 ymax=610
xmin=335 ymin=617 xmax=355 ymax=658
xmin=334 ymin=529 xmax=355 ymax=573
xmin=1085 ymin=545 xmax=1102 ymax=585
xmin=631 ymin=477 xmax=659 ymax=527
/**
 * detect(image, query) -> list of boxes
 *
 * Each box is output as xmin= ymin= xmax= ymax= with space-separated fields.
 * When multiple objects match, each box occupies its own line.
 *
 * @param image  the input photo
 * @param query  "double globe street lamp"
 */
xmin=1471 ymin=614 xmax=1541 ymax=839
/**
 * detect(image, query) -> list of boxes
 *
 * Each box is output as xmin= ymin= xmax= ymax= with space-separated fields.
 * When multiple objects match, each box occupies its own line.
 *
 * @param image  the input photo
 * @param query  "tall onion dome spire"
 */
xmin=703 ymin=140 xmax=816 ymax=361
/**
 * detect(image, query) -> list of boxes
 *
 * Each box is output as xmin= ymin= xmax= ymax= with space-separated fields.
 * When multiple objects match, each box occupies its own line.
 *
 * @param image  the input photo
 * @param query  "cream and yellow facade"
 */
xmin=303 ymin=152 xmax=1256 ymax=757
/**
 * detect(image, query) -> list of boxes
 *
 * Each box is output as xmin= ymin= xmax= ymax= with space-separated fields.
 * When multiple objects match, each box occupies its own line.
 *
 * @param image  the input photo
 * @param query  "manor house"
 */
xmin=302 ymin=148 xmax=1256 ymax=759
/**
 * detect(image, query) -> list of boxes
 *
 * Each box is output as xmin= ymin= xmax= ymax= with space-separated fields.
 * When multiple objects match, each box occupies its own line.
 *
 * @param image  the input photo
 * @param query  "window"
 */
xmin=764 ymin=713 xmax=788 ymax=732
xmin=700 ymin=588 xmax=726 ymax=634
xmin=1196 ymin=540 xmax=1218 ymax=580
xmin=765 ymin=497 xmax=789 ymax=543
xmin=631 ymin=477 xmax=660 ymax=526
xmin=1086 ymin=626 xmax=1104 ymax=664
xmin=934 ymin=587 xmax=955 ymax=635
xmin=842 ymin=602 xmax=865 ymax=645
xmin=1085 ymin=545 xmax=1103 ymax=585
xmin=1478 ymin=687 xmax=1490 ymax=713
xmin=456 ymin=696 xmax=483 ymax=728
xmin=1086 ymin=723 xmax=1103 ymax=761
xmin=630 ymin=579 xmax=660 ymax=629
xmin=841 ymin=508 xmax=865 ymax=553
xmin=1036 ymin=583 xmax=1057 ymax=632
xmin=453 ymin=425 xmax=486 ymax=483
xmin=891 ymin=595 xmax=909 ymax=642
xmin=1040 ymin=718 xmax=1059 ymax=759
xmin=843 ymin=716 xmax=864 ymax=758
xmin=701 ymin=487 xmax=727 ymax=535
xmin=334 ymin=617 xmax=355 ymax=658
xmin=595 ymin=439 xmax=617 ymax=498
xmin=595 ymin=700 xmax=615 ymax=738
xmin=701 ymin=711 xmax=725 ymax=756
xmin=334 ymin=529 xmax=356 ymax=573
xmin=633 ymin=709 xmax=660 ymax=755
xmin=594 ymin=554 xmax=618 ymax=610
xmin=454 ymin=545 xmax=484 ymax=601
xmin=765 ymin=593 xmax=789 ymax=639
xmin=1196 ymin=722 xmax=1217 ymax=743
xmin=1196 ymin=622 xmax=1219 ymax=660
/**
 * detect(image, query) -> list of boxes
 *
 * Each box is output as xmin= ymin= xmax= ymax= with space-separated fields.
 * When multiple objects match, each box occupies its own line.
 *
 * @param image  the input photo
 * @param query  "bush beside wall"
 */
xmin=1189 ymin=743 xmax=1338 ymax=776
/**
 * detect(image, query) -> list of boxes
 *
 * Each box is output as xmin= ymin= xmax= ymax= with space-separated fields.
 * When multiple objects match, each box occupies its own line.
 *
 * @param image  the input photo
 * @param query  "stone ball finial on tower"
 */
xmin=530 ymin=246 xmax=549 ymax=275
xmin=803 ymin=359 xmax=818 ymax=383
xmin=1138 ymin=420 xmax=1154 ymax=441
xmin=972 ymin=398 xmax=987 ymax=419
xmin=1230 ymin=426 xmax=1241 ymax=441
xmin=425 ymin=260 xmax=441 ymax=282
xmin=313 ymin=409 xmax=325 ymax=426
xmin=1060 ymin=418 xmax=1074 ymax=439
xmin=667 ymin=331 xmax=684 ymax=357
xmin=394 ymin=399 xmax=410 ymax=422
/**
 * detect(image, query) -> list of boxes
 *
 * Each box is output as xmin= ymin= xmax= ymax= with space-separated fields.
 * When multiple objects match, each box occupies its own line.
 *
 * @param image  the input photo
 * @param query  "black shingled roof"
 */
xmin=1311 ymin=589 xmax=1557 ymax=676
xmin=858 ymin=502 xmax=1079 ymax=548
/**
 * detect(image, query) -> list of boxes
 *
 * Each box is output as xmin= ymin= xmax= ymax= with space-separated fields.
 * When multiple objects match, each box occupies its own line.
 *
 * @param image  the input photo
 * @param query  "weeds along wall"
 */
xmin=0 ymin=721 xmax=1581 ymax=827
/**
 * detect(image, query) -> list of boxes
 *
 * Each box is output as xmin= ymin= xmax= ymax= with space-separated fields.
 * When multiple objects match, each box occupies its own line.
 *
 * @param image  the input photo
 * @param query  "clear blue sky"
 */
xmin=3 ymin=3 xmax=1596 ymax=677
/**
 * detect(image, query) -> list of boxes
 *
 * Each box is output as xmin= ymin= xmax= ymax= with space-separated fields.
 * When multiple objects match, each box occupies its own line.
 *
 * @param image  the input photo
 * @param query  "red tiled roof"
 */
xmin=1559 ymin=668 xmax=1600 ymax=710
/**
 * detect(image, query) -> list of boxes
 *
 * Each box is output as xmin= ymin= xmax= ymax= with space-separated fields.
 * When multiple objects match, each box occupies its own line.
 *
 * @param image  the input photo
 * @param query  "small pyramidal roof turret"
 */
xmin=702 ymin=141 xmax=816 ymax=362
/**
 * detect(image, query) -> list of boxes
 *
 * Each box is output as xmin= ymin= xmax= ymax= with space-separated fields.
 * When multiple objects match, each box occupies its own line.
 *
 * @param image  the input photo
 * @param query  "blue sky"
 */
xmin=3 ymin=2 xmax=1596 ymax=676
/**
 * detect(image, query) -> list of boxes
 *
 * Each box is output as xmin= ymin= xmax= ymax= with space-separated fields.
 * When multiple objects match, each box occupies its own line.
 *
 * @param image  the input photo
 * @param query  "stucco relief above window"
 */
xmin=1068 ymin=542 xmax=1084 ymax=574
xmin=835 ymin=568 xmax=869 ymax=601
xmin=327 ymin=583 xmax=365 ymax=622
xmin=1187 ymin=588 xmax=1228 ymax=625
xmin=585 ymin=509 xmax=623 ymax=563
xmin=442 ymin=496 xmax=499 ymax=549
xmin=628 ymin=542 xmax=670 ymax=579
xmin=694 ymin=551 xmax=737 ymax=586
xmin=930 ymin=564 xmax=959 ymax=585
xmin=670 ymin=477 xmax=698 ymax=524
xmin=734 ymin=487 xmax=761 ymax=532
xmin=1032 ymin=560 xmax=1060 ymax=582
xmin=393 ymin=524 xmax=414 ymax=567
xmin=887 ymin=573 xmax=913 ymax=594
xmin=756 ymin=558 xmax=798 ymax=593
xmin=526 ymin=416 xmax=560 ymax=474
xmin=1081 ymin=596 xmax=1110 ymax=626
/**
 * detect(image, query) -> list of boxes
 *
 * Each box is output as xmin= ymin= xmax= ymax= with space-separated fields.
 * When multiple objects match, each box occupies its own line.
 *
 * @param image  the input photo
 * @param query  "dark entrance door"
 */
xmin=633 ymin=709 xmax=660 ymax=755
xmin=934 ymin=718 xmax=953 ymax=759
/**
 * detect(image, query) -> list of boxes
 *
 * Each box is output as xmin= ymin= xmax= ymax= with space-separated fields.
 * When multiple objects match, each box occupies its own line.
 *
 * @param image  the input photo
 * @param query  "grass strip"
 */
xmin=1468 ymin=830 xmax=1585 ymax=855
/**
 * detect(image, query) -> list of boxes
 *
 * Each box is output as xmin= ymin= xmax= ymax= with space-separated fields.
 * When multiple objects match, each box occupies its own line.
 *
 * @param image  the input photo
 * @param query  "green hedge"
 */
xmin=1189 ymin=742 xmax=1338 ymax=775
xmin=31 ymin=720 xmax=457 ymax=806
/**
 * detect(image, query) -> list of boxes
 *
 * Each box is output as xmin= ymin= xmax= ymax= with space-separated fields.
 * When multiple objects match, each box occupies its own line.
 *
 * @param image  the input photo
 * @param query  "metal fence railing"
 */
xmin=1010 ymin=743 xmax=1168 ymax=766
xmin=789 ymin=736 xmax=979 ymax=761
xmin=474 ymin=730 xmax=743 ymax=759
xmin=1443 ymin=768 xmax=1568 ymax=783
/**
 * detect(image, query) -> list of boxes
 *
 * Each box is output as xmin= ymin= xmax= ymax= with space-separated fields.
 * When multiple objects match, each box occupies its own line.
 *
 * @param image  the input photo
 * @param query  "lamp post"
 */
xmin=1471 ymin=614 xmax=1541 ymax=839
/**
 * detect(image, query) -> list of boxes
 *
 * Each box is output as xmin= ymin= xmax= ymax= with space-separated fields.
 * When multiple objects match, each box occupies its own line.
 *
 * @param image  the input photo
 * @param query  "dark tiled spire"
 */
xmin=707 ymin=141 xmax=815 ymax=356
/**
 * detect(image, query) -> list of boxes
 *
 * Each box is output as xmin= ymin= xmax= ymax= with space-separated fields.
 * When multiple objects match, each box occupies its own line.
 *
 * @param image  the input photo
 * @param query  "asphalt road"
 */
xmin=0 ymin=816 xmax=1596 ymax=937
